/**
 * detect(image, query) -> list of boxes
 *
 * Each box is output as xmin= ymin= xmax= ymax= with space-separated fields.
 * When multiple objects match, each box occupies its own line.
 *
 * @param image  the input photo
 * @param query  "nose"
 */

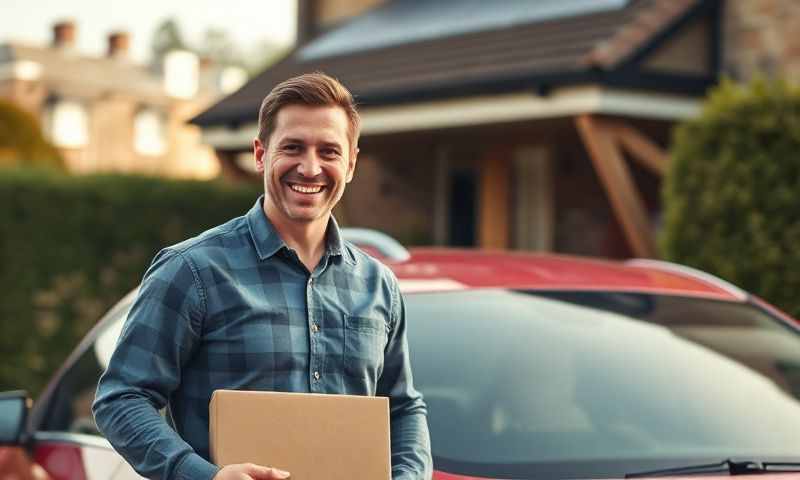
xmin=296 ymin=150 xmax=323 ymax=178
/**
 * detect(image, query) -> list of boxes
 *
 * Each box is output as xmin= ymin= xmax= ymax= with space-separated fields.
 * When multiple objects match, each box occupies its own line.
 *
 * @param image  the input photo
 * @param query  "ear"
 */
xmin=253 ymin=138 xmax=266 ymax=173
xmin=346 ymin=146 xmax=359 ymax=183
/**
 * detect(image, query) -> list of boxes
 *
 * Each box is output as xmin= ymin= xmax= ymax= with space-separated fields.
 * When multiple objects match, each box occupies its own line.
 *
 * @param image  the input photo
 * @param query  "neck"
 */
xmin=263 ymin=202 xmax=328 ymax=272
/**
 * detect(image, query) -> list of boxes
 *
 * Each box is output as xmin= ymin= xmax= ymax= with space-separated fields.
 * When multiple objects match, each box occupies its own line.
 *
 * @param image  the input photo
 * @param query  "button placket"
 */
xmin=307 ymin=275 xmax=321 ymax=390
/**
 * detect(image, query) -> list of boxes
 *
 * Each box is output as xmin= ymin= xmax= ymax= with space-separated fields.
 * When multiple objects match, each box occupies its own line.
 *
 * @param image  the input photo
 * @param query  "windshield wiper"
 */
xmin=625 ymin=459 xmax=800 ymax=478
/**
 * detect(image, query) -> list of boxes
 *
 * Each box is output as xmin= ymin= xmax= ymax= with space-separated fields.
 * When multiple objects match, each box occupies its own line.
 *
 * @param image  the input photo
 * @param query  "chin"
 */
xmin=284 ymin=207 xmax=327 ymax=223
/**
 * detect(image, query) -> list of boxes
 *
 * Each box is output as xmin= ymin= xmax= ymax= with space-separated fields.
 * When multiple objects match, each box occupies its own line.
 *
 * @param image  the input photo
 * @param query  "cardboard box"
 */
xmin=209 ymin=390 xmax=391 ymax=479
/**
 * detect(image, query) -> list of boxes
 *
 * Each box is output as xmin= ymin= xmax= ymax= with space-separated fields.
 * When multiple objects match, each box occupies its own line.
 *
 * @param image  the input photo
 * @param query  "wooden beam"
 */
xmin=609 ymin=123 xmax=670 ymax=176
xmin=575 ymin=115 xmax=658 ymax=258
xmin=433 ymin=147 xmax=450 ymax=246
xmin=479 ymin=150 xmax=511 ymax=249
xmin=513 ymin=146 xmax=554 ymax=251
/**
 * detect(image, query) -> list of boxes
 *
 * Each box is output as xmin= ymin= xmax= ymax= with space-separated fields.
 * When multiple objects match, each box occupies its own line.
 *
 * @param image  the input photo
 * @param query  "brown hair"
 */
xmin=257 ymin=72 xmax=360 ymax=149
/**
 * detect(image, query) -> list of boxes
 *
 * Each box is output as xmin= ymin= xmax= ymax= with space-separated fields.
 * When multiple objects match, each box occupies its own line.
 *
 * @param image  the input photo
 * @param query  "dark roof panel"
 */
xmin=300 ymin=0 xmax=630 ymax=60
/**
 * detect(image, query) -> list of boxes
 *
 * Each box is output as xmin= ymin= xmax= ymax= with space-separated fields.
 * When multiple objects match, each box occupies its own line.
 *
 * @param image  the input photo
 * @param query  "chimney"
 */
xmin=52 ymin=20 xmax=76 ymax=49
xmin=107 ymin=31 xmax=130 ymax=59
xmin=295 ymin=0 xmax=387 ymax=46
xmin=296 ymin=0 xmax=319 ymax=46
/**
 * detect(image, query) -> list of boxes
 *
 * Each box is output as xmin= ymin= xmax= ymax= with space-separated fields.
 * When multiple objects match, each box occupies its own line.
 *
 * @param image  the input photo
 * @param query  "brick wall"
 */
xmin=724 ymin=0 xmax=800 ymax=80
xmin=340 ymin=150 xmax=434 ymax=245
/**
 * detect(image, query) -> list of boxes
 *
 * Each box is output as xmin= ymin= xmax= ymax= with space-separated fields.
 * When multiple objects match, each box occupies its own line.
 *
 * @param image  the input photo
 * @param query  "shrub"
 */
xmin=662 ymin=78 xmax=800 ymax=317
xmin=0 ymin=99 xmax=64 ymax=171
xmin=0 ymin=170 xmax=260 ymax=395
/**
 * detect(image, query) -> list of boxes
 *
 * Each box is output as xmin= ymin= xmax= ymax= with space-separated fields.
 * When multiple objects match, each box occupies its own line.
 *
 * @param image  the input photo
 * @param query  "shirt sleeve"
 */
xmin=92 ymin=248 xmax=219 ymax=480
xmin=377 ymin=276 xmax=433 ymax=480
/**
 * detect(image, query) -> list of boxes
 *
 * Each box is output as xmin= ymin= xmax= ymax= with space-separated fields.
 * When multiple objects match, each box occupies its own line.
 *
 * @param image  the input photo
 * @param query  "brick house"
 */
xmin=0 ymin=21 xmax=247 ymax=179
xmin=192 ymin=0 xmax=798 ymax=258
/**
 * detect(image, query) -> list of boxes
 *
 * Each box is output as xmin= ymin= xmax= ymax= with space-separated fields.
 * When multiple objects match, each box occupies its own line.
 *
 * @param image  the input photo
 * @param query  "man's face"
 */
xmin=255 ymin=104 xmax=357 ymax=225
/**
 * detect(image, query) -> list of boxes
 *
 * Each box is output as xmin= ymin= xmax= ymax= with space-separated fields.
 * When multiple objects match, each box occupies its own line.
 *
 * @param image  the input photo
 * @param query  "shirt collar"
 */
xmin=246 ymin=195 xmax=353 ymax=263
xmin=246 ymin=196 xmax=285 ymax=260
xmin=326 ymin=215 xmax=345 ymax=258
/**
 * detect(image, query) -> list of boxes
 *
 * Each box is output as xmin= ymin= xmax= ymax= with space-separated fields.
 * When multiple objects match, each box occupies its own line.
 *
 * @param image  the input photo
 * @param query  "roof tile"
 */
xmin=194 ymin=0 xmax=706 ymax=126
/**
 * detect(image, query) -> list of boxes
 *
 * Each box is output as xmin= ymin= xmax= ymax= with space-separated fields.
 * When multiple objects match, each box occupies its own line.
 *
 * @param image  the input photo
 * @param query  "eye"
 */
xmin=320 ymin=147 xmax=341 ymax=159
xmin=282 ymin=143 xmax=301 ymax=153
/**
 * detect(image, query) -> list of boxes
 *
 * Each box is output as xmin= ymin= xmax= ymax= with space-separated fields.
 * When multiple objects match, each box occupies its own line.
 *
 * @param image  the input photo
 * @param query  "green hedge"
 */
xmin=0 ymin=169 xmax=260 ymax=395
xmin=661 ymin=78 xmax=800 ymax=317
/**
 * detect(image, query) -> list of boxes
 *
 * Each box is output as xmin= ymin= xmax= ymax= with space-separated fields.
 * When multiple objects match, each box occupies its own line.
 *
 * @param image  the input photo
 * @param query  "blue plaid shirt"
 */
xmin=93 ymin=196 xmax=432 ymax=480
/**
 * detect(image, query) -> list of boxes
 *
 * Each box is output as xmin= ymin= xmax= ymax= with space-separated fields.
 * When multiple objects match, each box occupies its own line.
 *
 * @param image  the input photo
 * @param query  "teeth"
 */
xmin=290 ymin=184 xmax=323 ymax=194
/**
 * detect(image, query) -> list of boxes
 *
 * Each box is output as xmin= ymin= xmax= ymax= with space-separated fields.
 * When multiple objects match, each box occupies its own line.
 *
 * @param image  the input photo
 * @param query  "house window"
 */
xmin=49 ymin=100 xmax=88 ymax=148
xmin=219 ymin=66 xmax=248 ymax=94
xmin=235 ymin=151 xmax=257 ymax=173
xmin=163 ymin=50 xmax=199 ymax=99
xmin=133 ymin=108 xmax=166 ymax=156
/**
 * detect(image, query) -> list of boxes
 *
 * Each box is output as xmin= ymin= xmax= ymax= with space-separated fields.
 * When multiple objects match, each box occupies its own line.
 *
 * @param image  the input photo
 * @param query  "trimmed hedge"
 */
xmin=661 ymin=78 xmax=800 ymax=317
xmin=0 ymin=170 xmax=260 ymax=395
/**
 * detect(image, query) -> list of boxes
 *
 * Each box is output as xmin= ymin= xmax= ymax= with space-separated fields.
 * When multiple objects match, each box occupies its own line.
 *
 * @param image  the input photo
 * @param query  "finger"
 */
xmin=32 ymin=464 xmax=52 ymax=480
xmin=244 ymin=464 xmax=291 ymax=479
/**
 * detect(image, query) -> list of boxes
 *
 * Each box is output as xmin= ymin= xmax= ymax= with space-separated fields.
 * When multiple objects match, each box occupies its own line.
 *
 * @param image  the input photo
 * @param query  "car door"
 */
xmin=28 ymin=291 xmax=141 ymax=480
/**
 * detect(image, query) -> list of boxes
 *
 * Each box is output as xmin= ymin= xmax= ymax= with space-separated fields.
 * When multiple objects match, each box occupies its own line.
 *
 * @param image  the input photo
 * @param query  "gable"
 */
xmin=640 ymin=15 xmax=712 ymax=76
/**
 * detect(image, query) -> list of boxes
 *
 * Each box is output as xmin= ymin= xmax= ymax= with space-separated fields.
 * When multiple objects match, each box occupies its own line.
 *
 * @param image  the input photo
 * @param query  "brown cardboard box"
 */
xmin=209 ymin=390 xmax=391 ymax=479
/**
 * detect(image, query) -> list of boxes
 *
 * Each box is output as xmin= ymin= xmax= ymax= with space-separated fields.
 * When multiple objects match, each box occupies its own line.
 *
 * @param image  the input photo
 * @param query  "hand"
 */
xmin=214 ymin=463 xmax=291 ymax=480
xmin=0 ymin=447 xmax=52 ymax=480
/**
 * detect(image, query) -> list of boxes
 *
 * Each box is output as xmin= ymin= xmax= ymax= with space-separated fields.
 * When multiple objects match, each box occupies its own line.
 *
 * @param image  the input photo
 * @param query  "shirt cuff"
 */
xmin=393 ymin=468 xmax=424 ymax=480
xmin=174 ymin=453 xmax=220 ymax=480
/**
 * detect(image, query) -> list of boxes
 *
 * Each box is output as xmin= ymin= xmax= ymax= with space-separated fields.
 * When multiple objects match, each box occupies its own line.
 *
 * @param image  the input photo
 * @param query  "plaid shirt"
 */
xmin=93 ymin=196 xmax=432 ymax=480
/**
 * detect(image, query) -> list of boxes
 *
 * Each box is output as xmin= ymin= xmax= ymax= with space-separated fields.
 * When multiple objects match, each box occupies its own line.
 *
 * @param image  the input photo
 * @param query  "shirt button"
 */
xmin=313 ymin=371 xmax=320 ymax=380
xmin=311 ymin=324 xmax=320 ymax=333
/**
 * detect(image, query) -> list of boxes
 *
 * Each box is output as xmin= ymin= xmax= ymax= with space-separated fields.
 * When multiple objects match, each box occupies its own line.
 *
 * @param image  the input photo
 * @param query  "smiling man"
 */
xmin=93 ymin=73 xmax=433 ymax=480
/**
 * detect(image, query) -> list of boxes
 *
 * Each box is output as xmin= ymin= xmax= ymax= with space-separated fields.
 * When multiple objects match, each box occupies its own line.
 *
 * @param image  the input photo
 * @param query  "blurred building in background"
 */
xmin=0 ymin=20 xmax=247 ymax=179
xmin=193 ymin=0 xmax=798 ymax=258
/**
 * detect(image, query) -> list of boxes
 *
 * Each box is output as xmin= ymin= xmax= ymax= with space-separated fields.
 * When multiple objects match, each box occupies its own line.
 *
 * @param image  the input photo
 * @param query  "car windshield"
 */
xmin=406 ymin=290 xmax=800 ymax=478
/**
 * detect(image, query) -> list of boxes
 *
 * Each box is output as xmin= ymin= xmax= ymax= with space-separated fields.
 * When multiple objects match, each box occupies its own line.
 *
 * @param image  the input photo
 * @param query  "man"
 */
xmin=93 ymin=73 xmax=432 ymax=480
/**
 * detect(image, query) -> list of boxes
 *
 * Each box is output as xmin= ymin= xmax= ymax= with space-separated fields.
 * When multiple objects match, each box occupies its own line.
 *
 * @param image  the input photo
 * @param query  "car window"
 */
xmin=39 ymin=302 xmax=132 ymax=435
xmin=405 ymin=290 xmax=800 ymax=476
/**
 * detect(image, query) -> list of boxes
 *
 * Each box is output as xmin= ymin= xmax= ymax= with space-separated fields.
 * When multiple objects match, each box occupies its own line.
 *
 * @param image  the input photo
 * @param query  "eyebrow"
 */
xmin=280 ymin=136 xmax=343 ymax=149
xmin=279 ymin=137 xmax=306 ymax=145
xmin=319 ymin=141 xmax=343 ymax=150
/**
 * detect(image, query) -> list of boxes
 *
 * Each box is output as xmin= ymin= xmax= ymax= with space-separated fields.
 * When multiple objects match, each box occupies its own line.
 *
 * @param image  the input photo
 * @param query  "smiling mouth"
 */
xmin=287 ymin=183 xmax=325 ymax=194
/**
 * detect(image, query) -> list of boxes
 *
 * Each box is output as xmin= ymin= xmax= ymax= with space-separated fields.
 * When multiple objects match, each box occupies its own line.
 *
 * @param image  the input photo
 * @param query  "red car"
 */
xmin=3 ymin=230 xmax=800 ymax=479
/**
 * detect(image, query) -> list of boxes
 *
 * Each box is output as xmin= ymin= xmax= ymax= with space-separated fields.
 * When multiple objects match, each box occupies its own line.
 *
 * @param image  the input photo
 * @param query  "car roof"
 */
xmin=388 ymin=248 xmax=748 ymax=302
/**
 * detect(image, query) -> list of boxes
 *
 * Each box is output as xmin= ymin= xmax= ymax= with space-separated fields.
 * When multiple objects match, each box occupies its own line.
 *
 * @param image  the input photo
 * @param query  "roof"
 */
xmin=390 ymin=249 xmax=747 ymax=302
xmin=299 ymin=0 xmax=630 ymax=60
xmin=0 ymin=43 xmax=168 ymax=104
xmin=193 ymin=0 xmax=712 ymax=127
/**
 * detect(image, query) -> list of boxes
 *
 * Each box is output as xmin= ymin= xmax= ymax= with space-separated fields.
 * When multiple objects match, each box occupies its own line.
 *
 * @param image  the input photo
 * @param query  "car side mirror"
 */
xmin=0 ymin=391 xmax=30 ymax=445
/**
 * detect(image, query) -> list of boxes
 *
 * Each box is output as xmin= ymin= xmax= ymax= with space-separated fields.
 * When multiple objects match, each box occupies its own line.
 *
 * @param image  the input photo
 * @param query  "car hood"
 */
xmin=433 ymin=472 xmax=800 ymax=480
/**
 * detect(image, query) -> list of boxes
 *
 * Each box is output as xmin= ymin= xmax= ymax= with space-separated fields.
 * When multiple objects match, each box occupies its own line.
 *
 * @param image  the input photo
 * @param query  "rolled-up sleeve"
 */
xmin=92 ymin=248 xmax=219 ymax=480
xmin=377 ymin=278 xmax=433 ymax=480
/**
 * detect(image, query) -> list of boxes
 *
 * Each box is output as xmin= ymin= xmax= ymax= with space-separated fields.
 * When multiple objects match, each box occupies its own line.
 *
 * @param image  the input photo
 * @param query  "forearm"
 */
xmin=93 ymin=386 xmax=218 ymax=480
xmin=382 ymin=280 xmax=433 ymax=480
xmin=92 ymin=249 xmax=215 ymax=480
xmin=390 ymin=403 xmax=432 ymax=480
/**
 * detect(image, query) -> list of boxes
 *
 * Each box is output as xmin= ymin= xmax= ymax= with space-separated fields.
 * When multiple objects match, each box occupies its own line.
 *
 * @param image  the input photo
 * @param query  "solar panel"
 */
xmin=299 ymin=0 xmax=629 ymax=60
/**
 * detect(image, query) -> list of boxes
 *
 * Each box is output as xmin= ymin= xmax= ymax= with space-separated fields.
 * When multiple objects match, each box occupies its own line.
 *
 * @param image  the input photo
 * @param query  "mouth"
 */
xmin=286 ymin=182 xmax=326 ymax=195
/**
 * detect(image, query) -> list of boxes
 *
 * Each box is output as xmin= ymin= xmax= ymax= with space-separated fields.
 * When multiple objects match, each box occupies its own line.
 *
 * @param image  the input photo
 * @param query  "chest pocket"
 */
xmin=343 ymin=315 xmax=388 ymax=379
